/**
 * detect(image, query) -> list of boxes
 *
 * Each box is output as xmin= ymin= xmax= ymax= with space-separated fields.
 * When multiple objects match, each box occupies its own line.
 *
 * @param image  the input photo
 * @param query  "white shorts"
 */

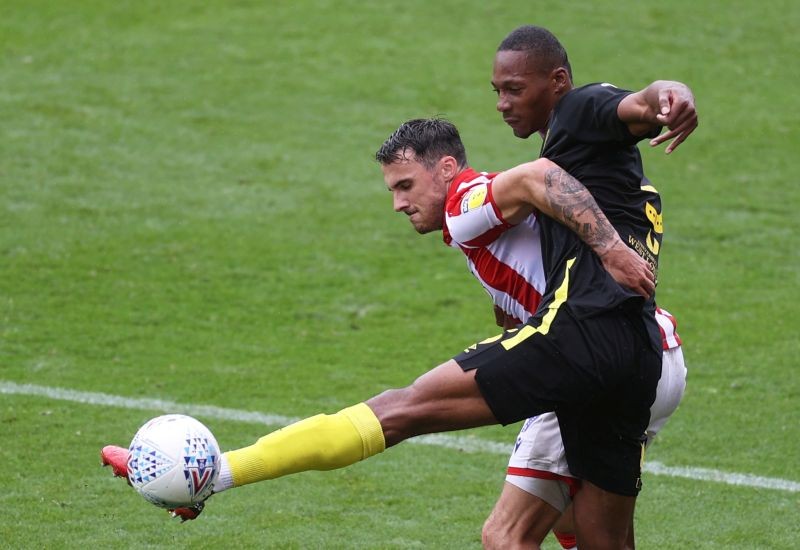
xmin=505 ymin=346 xmax=687 ymax=511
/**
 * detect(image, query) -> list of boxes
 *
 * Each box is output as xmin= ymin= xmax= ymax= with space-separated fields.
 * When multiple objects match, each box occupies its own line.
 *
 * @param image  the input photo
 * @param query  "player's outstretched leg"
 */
xmin=220 ymin=360 xmax=495 ymax=487
xmin=101 ymin=360 xmax=498 ymax=520
xmin=101 ymin=404 xmax=386 ymax=522
xmin=99 ymin=403 xmax=385 ymax=521
xmin=99 ymin=360 xmax=493 ymax=489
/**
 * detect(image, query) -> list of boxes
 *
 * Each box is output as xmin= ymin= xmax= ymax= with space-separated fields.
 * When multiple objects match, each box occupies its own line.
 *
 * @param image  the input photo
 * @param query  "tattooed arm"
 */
xmin=491 ymin=159 xmax=655 ymax=298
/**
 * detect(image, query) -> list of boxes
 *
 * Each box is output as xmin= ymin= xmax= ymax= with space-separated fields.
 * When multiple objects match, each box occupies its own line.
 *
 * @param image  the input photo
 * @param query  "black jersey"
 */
xmin=538 ymin=83 xmax=664 ymax=352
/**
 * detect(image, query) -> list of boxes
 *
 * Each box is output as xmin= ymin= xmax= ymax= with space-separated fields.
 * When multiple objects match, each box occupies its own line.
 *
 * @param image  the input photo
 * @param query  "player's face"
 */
xmin=382 ymin=152 xmax=448 ymax=234
xmin=492 ymin=50 xmax=560 ymax=138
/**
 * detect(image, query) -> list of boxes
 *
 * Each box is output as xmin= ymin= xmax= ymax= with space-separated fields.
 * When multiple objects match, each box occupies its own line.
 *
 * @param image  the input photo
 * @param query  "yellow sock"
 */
xmin=224 ymin=403 xmax=386 ymax=487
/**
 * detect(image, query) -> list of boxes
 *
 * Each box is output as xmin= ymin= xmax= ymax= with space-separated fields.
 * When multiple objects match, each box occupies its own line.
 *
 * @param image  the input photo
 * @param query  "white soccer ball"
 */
xmin=127 ymin=414 xmax=220 ymax=509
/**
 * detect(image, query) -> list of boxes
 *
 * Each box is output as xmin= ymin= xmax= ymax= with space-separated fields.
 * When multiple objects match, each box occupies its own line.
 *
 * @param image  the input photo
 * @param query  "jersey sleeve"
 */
xmin=444 ymin=174 xmax=515 ymax=248
xmin=557 ymin=83 xmax=661 ymax=144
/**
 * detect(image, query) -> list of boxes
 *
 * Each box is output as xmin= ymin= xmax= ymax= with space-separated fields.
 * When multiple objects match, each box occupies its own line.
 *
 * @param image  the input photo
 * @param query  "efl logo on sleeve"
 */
xmin=460 ymin=184 xmax=488 ymax=213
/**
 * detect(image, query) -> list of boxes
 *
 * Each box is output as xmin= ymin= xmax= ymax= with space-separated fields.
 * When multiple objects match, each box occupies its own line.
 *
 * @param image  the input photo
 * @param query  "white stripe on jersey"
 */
xmin=461 ymin=217 xmax=547 ymax=316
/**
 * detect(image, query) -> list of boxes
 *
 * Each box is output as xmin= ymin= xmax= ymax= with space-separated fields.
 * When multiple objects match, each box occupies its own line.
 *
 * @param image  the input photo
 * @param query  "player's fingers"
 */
xmin=667 ymin=105 xmax=697 ymax=131
xmin=651 ymin=114 xmax=697 ymax=150
xmin=656 ymin=99 xmax=682 ymax=127
xmin=632 ymin=266 xmax=654 ymax=298
xmin=649 ymin=129 xmax=675 ymax=146
xmin=632 ymin=280 xmax=650 ymax=299
xmin=656 ymin=109 xmax=693 ymax=135
xmin=638 ymin=275 xmax=655 ymax=298
xmin=658 ymin=90 xmax=672 ymax=116
xmin=651 ymin=113 xmax=692 ymax=143
xmin=649 ymin=124 xmax=683 ymax=146
xmin=664 ymin=116 xmax=698 ymax=154
xmin=665 ymin=134 xmax=688 ymax=154
xmin=669 ymin=97 xmax=689 ymax=120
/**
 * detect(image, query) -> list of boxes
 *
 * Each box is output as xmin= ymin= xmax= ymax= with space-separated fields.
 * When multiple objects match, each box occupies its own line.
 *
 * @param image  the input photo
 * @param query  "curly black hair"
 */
xmin=498 ymin=25 xmax=572 ymax=80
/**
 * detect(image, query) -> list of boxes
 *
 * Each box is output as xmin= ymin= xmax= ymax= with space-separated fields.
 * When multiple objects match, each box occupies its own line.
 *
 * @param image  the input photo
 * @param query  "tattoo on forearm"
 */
xmin=543 ymin=167 xmax=618 ymax=254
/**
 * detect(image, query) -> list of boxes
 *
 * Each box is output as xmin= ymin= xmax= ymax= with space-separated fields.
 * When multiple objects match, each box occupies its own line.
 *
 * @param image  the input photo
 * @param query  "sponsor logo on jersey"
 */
xmin=460 ymin=184 xmax=488 ymax=213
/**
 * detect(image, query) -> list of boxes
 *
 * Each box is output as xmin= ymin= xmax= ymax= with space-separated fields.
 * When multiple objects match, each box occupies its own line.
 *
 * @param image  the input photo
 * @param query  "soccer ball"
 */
xmin=127 ymin=414 xmax=220 ymax=509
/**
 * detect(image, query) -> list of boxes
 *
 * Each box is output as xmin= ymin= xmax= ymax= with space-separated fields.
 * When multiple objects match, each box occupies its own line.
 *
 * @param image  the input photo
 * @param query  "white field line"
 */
xmin=2 ymin=380 xmax=798 ymax=493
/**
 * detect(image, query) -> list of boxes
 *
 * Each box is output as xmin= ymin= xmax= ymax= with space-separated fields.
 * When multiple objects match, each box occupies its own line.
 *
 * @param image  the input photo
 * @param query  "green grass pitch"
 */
xmin=1 ymin=0 xmax=798 ymax=548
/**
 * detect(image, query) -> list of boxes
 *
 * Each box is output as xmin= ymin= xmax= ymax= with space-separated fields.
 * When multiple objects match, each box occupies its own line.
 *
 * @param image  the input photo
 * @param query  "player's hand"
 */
xmin=649 ymin=84 xmax=698 ymax=154
xmin=599 ymin=240 xmax=655 ymax=298
xmin=493 ymin=305 xmax=519 ymax=330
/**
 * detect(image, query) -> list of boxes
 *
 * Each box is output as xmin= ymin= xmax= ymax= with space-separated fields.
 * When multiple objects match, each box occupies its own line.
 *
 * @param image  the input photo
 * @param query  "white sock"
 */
xmin=214 ymin=454 xmax=234 ymax=493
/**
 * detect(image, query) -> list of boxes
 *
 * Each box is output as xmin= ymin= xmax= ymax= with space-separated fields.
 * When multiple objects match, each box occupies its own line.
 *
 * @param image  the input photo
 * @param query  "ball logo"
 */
xmin=461 ymin=184 xmax=487 ymax=213
xmin=182 ymin=435 xmax=218 ymax=497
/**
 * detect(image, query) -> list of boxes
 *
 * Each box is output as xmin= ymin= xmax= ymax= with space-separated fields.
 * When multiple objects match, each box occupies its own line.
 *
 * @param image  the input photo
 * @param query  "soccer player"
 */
xmin=103 ymin=112 xmax=692 ymax=549
xmin=440 ymin=143 xmax=685 ymax=549
xmin=480 ymin=25 xmax=696 ymax=548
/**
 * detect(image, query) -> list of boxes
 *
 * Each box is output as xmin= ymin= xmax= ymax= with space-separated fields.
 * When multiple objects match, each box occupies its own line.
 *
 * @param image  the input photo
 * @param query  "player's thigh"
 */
xmin=572 ymin=481 xmax=636 ymax=550
xmin=505 ymin=474 xmax=573 ymax=517
xmin=509 ymin=414 xmax=571 ymax=478
xmin=367 ymin=359 xmax=497 ymax=446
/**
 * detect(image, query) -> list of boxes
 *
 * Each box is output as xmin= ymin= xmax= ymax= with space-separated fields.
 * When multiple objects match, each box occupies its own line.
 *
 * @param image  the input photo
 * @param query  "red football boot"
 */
xmin=100 ymin=445 xmax=130 ymax=481
xmin=169 ymin=502 xmax=205 ymax=522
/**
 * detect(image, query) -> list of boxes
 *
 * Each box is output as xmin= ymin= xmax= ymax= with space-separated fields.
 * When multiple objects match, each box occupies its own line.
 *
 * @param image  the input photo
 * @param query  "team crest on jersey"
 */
xmin=461 ymin=184 xmax=488 ymax=213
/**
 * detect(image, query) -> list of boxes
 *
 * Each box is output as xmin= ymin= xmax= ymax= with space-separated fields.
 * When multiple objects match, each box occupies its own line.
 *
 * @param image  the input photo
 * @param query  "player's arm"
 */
xmin=618 ymin=80 xmax=698 ymax=154
xmin=491 ymin=159 xmax=655 ymax=298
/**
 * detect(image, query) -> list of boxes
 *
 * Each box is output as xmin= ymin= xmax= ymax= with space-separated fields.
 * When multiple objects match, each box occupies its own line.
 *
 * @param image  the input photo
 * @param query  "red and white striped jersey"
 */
xmin=654 ymin=306 xmax=681 ymax=350
xmin=442 ymin=168 xmax=681 ymax=350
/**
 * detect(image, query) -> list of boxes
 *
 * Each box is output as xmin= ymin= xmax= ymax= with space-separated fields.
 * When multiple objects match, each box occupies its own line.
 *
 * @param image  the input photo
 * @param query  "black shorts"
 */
xmin=454 ymin=305 xmax=661 ymax=496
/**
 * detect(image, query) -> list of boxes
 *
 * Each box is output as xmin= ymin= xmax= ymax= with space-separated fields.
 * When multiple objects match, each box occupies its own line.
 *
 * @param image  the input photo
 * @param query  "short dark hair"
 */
xmin=498 ymin=25 xmax=572 ymax=80
xmin=375 ymin=118 xmax=468 ymax=169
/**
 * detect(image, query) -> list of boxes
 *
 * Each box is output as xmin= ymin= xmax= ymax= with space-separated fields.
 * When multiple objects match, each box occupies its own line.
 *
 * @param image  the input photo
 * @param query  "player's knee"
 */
xmin=366 ymin=385 xmax=424 ymax=446
xmin=367 ymin=362 xmax=481 ymax=446
xmin=481 ymin=514 xmax=505 ymax=550
xmin=482 ymin=511 xmax=540 ymax=550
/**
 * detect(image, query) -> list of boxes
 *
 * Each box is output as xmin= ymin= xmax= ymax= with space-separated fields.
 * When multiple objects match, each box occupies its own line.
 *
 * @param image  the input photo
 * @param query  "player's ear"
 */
xmin=553 ymin=67 xmax=570 ymax=94
xmin=440 ymin=156 xmax=458 ymax=180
